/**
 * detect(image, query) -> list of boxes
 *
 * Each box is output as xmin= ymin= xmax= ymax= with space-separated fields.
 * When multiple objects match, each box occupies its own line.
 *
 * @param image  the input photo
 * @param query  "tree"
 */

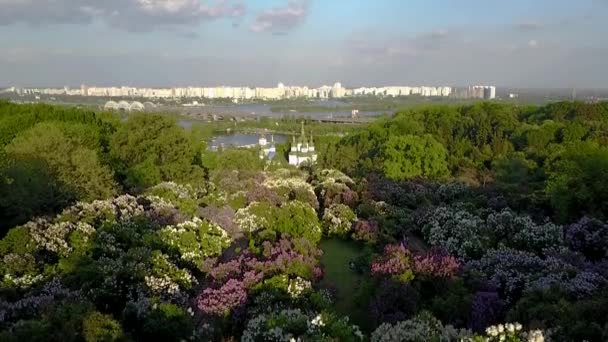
xmin=109 ymin=114 xmax=205 ymax=190
xmin=382 ymin=134 xmax=449 ymax=181
xmin=546 ymin=141 xmax=608 ymax=222
xmin=1 ymin=123 xmax=116 ymax=231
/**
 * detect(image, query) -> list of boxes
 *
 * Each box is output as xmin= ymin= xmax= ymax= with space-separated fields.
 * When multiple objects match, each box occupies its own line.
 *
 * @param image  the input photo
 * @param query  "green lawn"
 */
xmin=318 ymin=238 xmax=369 ymax=329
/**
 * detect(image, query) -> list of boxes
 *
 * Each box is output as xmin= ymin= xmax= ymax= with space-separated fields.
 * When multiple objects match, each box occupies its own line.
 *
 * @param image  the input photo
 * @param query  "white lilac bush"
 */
xmin=486 ymin=209 xmax=563 ymax=253
xmin=479 ymin=323 xmax=547 ymax=342
xmin=241 ymin=309 xmax=364 ymax=341
xmin=158 ymin=217 xmax=230 ymax=267
xmin=234 ymin=202 xmax=271 ymax=233
xmin=422 ymin=206 xmax=488 ymax=260
xmin=322 ymin=203 xmax=357 ymax=237
xmin=371 ymin=311 xmax=471 ymax=342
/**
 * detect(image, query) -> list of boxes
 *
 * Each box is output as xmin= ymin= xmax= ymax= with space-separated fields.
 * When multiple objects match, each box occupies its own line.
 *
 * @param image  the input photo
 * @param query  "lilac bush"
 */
xmin=371 ymin=311 xmax=472 ymax=342
xmin=412 ymin=248 xmax=461 ymax=279
xmin=371 ymin=244 xmax=461 ymax=282
xmin=0 ymin=278 xmax=82 ymax=324
xmin=469 ymin=291 xmax=504 ymax=332
xmin=352 ymin=220 xmax=380 ymax=244
xmin=371 ymin=244 xmax=414 ymax=282
xmin=158 ymin=217 xmax=230 ymax=268
xmin=369 ymin=280 xmax=420 ymax=324
xmin=241 ymin=309 xmax=364 ymax=341
xmin=487 ymin=208 xmax=564 ymax=253
xmin=564 ymin=216 xmax=608 ymax=261
xmin=196 ymin=278 xmax=249 ymax=316
xmin=197 ymin=205 xmax=239 ymax=237
xmin=322 ymin=203 xmax=357 ymax=237
xmin=422 ymin=206 xmax=488 ymax=260
xmin=467 ymin=247 xmax=608 ymax=301
xmin=197 ymin=236 xmax=323 ymax=316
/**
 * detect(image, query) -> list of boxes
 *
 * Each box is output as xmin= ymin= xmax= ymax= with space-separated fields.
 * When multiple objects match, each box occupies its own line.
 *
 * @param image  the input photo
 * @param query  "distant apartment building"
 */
xmin=8 ymin=83 xmax=498 ymax=101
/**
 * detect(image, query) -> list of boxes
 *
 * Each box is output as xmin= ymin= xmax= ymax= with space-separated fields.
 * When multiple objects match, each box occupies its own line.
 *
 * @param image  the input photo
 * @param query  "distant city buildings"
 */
xmin=4 ymin=82 xmax=497 ymax=101
xmin=451 ymin=86 xmax=497 ymax=100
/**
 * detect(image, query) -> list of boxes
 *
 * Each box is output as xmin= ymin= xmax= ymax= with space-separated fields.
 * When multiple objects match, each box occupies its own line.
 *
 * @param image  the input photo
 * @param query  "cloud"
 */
xmin=0 ymin=0 xmax=246 ymax=32
xmin=528 ymin=39 xmax=539 ymax=48
xmin=250 ymin=0 xmax=310 ymax=33
xmin=516 ymin=21 xmax=543 ymax=31
xmin=348 ymin=29 xmax=452 ymax=61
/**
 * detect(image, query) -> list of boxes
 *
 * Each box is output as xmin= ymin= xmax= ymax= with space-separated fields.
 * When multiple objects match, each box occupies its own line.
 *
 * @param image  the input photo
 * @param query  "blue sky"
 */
xmin=1 ymin=0 xmax=607 ymax=87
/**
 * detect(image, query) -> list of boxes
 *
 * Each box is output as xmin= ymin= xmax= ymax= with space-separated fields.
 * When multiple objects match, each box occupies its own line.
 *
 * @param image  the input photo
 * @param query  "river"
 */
xmin=207 ymin=133 xmax=289 ymax=150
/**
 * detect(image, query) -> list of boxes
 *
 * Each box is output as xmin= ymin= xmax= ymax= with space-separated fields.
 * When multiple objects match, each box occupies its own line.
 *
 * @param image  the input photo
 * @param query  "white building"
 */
xmin=288 ymin=122 xmax=317 ymax=166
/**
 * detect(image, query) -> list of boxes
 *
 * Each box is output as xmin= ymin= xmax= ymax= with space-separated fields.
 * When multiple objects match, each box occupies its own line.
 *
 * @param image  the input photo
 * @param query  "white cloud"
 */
xmin=250 ymin=0 xmax=310 ymax=33
xmin=0 ymin=0 xmax=246 ymax=32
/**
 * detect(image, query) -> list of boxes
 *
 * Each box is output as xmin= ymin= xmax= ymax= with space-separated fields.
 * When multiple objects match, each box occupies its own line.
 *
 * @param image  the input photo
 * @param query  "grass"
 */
xmin=318 ymin=238 xmax=370 ymax=329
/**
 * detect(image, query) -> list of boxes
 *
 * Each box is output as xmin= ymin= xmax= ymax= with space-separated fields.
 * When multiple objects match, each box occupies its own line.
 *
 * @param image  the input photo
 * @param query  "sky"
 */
xmin=1 ymin=0 xmax=607 ymax=88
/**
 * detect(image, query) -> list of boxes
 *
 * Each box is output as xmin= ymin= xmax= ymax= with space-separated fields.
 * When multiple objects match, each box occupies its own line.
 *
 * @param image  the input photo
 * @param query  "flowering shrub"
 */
xmin=315 ymin=169 xmax=356 ymax=187
xmin=478 ymin=323 xmax=546 ymax=342
xmin=245 ymin=183 xmax=285 ymax=206
xmin=145 ymin=251 xmax=196 ymax=295
xmin=263 ymin=173 xmax=319 ymax=209
xmin=287 ymin=276 xmax=313 ymax=298
xmin=59 ymin=194 xmax=145 ymax=226
xmin=437 ymin=182 xmax=473 ymax=204
xmin=352 ymin=219 xmax=380 ymax=244
xmin=197 ymin=205 xmax=238 ymax=237
xmin=467 ymin=247 xmax=607 ymax=301
xmin=235 ymin=201 xmax=271 ymax=233
xmin=197 ymin=237 xmax=323 ymax=316
xmin=371 ymin=244 xmax=460 ymax=282
xmin=197 ymin=278 xmax=249 ymax=316
xmin=236 ymin=201 xmax=322 ymax=243
xmin=158 ymin=217 xmax=230 ymax=268
xmin=469 ymin=291 xmax=504 ymax=332
xmin=147 ymin=182 xmax=199 ymax=215
xmin=371 ymin=244 xmax=414 ymax=283
xmin=371 ymin=311 xmax=471 ymax=342
xmin=369 ymin=280 xmax=420 ymax=324
xmin=26 ymin=219 xmax=95 ymax=257
xmin=487 ymin=209 xmax=564 ymax=253
xmin=412 ymin=248 xmax=461 ymax=279
xmin=564 ymin=216 xmax=608 ymax=261
xmin=422 ymin=206 xmax=488 ymax=260
xmin=0 ymin=278 xmax=82 ymax=324
xmin=322 ymin=203 xmax=357 ymax=237
xmin=241 ymin=309 xmax=364 ymax=341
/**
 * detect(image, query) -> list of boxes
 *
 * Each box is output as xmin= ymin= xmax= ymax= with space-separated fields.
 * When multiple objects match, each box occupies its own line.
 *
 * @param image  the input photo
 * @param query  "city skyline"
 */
xmin=1 ymin=0 xmax=607 ymax=88
xmin=3 ymin=83 xmax=497 ymax=101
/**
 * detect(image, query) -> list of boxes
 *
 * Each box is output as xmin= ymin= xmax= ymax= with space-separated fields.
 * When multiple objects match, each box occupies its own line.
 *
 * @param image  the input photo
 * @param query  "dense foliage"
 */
xmin=1 ymin=101 xmax=608 ymax=341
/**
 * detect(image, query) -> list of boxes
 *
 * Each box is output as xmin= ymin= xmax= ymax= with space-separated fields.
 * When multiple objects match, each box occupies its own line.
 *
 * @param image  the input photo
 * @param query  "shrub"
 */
xmin=322 ymin=204 xmax=357 ymax=237
xmin=82 ymin=311 xmax=123 ymax=342
xmin=352 ymin=220 xmax=380 ymax=244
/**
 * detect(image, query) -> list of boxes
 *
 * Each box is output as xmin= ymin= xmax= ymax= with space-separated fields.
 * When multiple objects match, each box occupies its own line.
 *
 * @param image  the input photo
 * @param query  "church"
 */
xmin=288 ymin=122 xmax=317 ymax=166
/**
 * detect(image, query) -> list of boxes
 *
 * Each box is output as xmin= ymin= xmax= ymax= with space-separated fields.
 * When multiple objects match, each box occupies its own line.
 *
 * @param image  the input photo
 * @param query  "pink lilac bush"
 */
xmin=197 ymin=236 xmax=322 ymax=316
xmin=371 ymin=244 xmax=461 ymax=281
xmin=352 ymin=220 xmax=379 ymax=244
xmin=413 ymin=248 xmax=461 ymax=278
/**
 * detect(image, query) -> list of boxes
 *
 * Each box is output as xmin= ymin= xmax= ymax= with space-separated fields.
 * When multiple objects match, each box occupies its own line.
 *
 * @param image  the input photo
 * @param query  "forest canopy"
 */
xmin=1 ymin=100 xmax=608 ymax=341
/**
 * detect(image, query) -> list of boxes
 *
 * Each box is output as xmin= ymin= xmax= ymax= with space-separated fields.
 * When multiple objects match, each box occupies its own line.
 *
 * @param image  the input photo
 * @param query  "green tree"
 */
xmin=546 ymin=141 xmax=608 ymax=222
xmin=1 ymin=123 xmax=116 ymax=231
xmin=109 ymin=114 xmax=205 ymax=190
xmin=382 ymin=134 xmax=450 ymax=181
xmin=5 ymin=122 xmax=116 ymax=201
